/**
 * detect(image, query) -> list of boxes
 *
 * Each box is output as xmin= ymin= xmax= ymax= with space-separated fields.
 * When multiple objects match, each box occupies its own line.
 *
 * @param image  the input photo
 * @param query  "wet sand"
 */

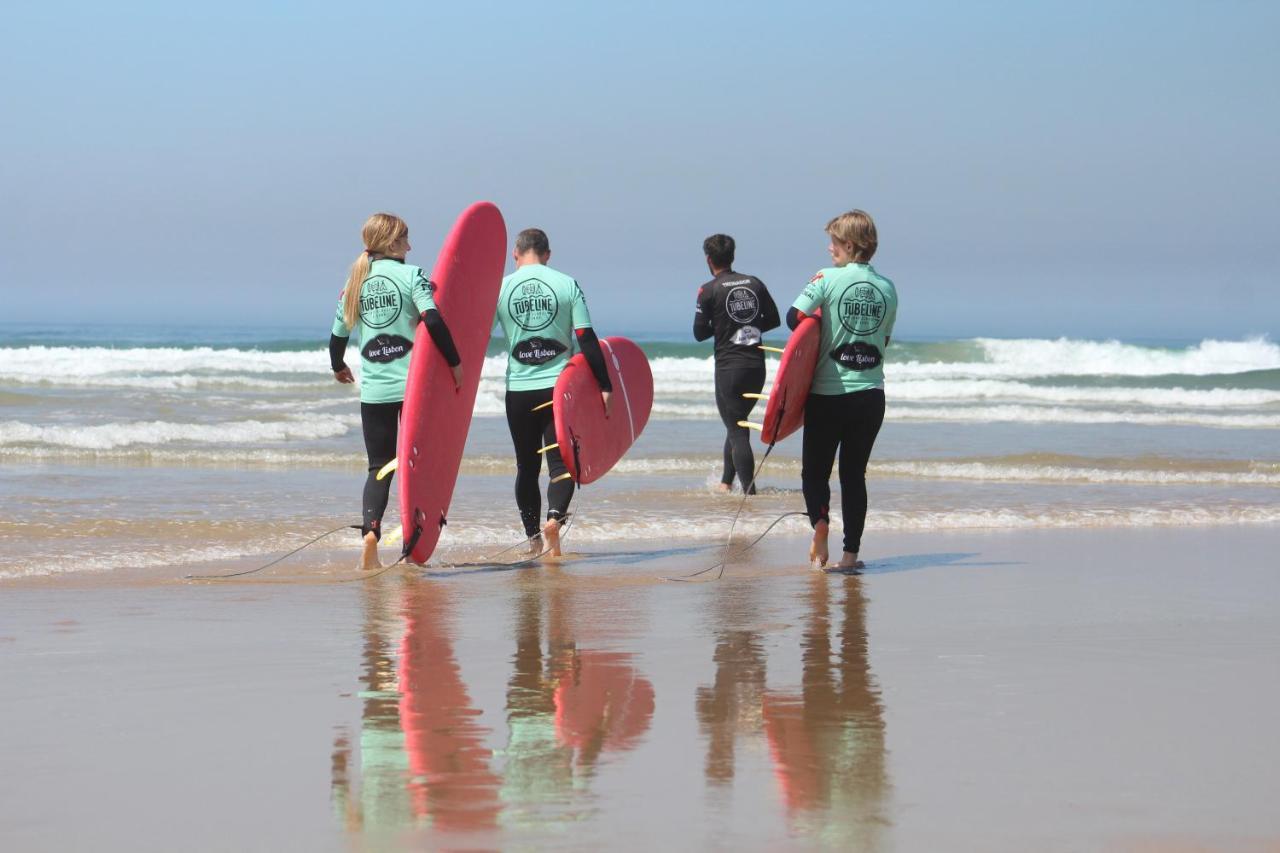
xmin=2 ymin=526 xmax=1279 ymax=852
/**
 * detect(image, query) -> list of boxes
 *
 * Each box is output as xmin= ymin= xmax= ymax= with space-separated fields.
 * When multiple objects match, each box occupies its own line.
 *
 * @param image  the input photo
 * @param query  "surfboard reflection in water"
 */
xmin=330 ymin=578 xmax=501 ymax=836
xmin=501 ymin=570 xmax=656 ymax=827
xmin=761 ymin=574 xmax=890 ymax=846
xmin=330 ymin=571 xmax=655 ymax=840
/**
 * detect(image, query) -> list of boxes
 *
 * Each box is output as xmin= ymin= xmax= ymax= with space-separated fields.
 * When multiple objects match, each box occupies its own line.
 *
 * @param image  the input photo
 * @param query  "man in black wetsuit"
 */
xmin=693 ymin=234 xmax=780 ymax=494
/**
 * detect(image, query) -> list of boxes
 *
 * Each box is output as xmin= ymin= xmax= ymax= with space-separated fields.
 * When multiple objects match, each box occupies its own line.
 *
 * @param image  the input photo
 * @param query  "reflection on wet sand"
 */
xmin=501 ymin=569 xmax=655 ymax=827
xmin=696 ymin=573 xmax=890 ymax=844
xmin=695 ymin=582 xmax=769 ymax=785
xmin=763 ymin=574 xmax=890 ymax=845
xmin=332 ymin=570 xmax=656 ymax=840
xmin=331 ymin=577 xmax=500 ymax=835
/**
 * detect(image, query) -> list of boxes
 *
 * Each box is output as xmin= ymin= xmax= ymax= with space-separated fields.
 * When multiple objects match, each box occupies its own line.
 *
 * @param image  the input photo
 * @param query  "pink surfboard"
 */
xmin=398 ymin=202 xmax=506 ymax=564
xmin=760 ymin=313 xmax=821 ymax=445
xmin=553 ymin=336 xmax=653 ymax=485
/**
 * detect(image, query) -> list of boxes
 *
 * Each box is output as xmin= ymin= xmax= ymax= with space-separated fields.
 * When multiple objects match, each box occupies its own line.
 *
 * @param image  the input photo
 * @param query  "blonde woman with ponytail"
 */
xmin=329 ymin=213 xmax=464 ymax=569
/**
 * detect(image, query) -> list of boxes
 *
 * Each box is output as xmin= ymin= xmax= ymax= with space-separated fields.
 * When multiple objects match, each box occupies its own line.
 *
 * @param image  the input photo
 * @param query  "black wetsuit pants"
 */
xmin=801 ymin=389 xmax=886 ymax=555
xmin=506 ymin=387 xmax=573 ymax=538
xmin=360 ymin=401 xmax=402 ymax=540
xmin=715 ymin=365 xmax=766 ymax=493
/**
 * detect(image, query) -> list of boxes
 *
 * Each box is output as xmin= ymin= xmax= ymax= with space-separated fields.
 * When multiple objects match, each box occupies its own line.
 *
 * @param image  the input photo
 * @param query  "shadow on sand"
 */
xmin=829 ymin=552 xmax=1023 ymax=576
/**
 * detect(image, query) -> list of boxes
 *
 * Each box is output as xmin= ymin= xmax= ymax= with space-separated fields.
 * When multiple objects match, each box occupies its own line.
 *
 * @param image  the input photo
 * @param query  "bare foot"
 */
xmin=809 ymin=520 xmax=829 ymax=568
xmin=359 ymin=532 xmax=382 ymax=570
xmin=835 ymin=551 xmax=865 ymax=570
xmin=526 ymin=534 xmax=544 ymax=556
xmin=542 ymin=518 xmax=563 ymax=558
xmin=715 ymin=483 xmax=732 ymax=493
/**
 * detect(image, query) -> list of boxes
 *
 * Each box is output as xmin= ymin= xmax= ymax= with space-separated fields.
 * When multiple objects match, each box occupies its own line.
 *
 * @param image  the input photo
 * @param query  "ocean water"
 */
xmin=2 ymin=324 xmax=1278 ymax=580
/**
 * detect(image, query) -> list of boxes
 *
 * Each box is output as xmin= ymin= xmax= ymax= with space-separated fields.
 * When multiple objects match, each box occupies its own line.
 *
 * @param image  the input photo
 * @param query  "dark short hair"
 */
xmin=515 ymin=228 xmax=550 ymax=256
xmin=703 ymin=234 xmax=735 ymax=269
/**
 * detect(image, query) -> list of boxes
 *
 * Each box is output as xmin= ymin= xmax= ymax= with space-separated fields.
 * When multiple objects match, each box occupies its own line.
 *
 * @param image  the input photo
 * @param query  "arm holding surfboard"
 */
xmin=574 ymin=326 xmax=613 ymax=417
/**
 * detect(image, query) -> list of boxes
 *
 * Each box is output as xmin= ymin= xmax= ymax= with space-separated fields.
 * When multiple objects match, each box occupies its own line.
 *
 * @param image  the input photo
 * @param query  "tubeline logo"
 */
xmin=830 ymin=341 xmax=882 ymax=372
xmin=508 ymin=278 xmax=558 ymax=332
xmin=359 ymin=276 xmax=403 ymax=329
xmin=363 ymin=334 xmax=413 ymax=364
xmin=724 ymin=285 xmax=759 ymax=323
xmin=514 ymin=336 xmax=567 ymax=366
xmin=835 ymin=281 xmax=887 ymax=336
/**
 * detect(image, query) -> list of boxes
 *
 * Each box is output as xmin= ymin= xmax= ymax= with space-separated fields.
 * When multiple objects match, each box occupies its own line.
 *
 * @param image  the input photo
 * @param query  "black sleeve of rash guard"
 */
xmin=329 ymin=334 xmax=349 ymax=372
xmin=692 ymin=285 xmax=714 ymax=341
xmin=757 ymin=283 xmax=781 ymax=333
xmin=575 ymin=327 xmax=614 ymax=393
xmin=786 ymin=306 xmax=803 ymax=331
xmin=421 ymin=309 xmax=461 ymax=367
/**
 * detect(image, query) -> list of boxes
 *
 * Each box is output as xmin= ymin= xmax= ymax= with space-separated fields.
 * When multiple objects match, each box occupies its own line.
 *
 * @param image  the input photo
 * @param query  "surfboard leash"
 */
xmin=184 ymin=524 xmax=352 ymax=581
xmin=660 ymin=438 xmax=778 ymax=584
xmin=665 ymin=387 xmax=804 ymax=583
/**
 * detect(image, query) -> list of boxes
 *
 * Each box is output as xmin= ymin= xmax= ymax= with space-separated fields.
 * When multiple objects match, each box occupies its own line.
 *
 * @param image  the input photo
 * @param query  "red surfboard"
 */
xmin=760 ymin=313 xmax=821 ymax=444
xmin=398 ymin=202 xmax=506 ymax=564
xmin=553 ymin=336 xmax=653 ymax=485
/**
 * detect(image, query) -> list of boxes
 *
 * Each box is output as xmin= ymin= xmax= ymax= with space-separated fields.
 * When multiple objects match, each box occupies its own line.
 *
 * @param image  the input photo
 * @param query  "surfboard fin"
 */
xmin=383 ymin=525 xmax=403 ymax=546
xmin=758 ymin=345 xmax=785 ymax=354
xmin=538 ymin=443 xmax=560 ymax=454
xmin=737 ymin=420 xmax=763 ymax=431
xmin=741 ymin=392 xmax=768 ymax=400
xmin=376 ymin=458 xmax=398 ymax=481
xmin=550 ymin=472 xmax=574 ymax=484
xmin=531 ymin=400 xmax=554 ymax=412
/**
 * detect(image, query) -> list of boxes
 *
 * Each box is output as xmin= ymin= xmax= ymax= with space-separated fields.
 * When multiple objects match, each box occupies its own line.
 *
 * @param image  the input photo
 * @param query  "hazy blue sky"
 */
xmin=2 ymin=0 xmax=1277 ymax=340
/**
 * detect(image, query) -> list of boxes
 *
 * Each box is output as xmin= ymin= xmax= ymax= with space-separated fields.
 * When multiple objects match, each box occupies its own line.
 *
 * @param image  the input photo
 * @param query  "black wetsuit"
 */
xmin=694 ymin=270 xmax=780 ymax=492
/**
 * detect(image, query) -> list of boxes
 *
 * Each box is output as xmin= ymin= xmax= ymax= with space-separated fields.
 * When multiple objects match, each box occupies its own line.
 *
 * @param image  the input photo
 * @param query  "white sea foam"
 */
xmin=0 ymin=415 xmax=355 ymax=450
xmin=888 ymin=404 xmax=1280 ymax=429
xmin=0 ymin=543 xmax=273 ymax=580
xmin=894 ymin=337 xmax=1280 ymax=380
xmin=0 ymin=345 xmax=334 ymax=379
xmin=892 ymin=379 xmax=1280 ymax=408
xmin=8 ymin=501 xmax=1280 ymax=579
xmin=873 ymin=460 xmax=1280 ymax=486
xmin=421 ymin=502 xmax=1280 ymax=548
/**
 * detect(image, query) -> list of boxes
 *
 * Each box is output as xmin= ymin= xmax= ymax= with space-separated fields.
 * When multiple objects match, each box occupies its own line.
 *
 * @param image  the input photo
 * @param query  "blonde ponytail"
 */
xmin=341 ymin=213 xmax=410 ymax=329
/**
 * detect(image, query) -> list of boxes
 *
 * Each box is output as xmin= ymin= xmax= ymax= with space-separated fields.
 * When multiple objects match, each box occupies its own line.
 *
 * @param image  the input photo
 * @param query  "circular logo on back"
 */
xmin=836 ymin=281 xmax=887 ymax=335
xmin=508 ymin=279 xmax=558 ymax=332
xmin=725 ymin=286 xmax=759 ymax=323
xmin=360 ymin=276 xmax=403 ymax=329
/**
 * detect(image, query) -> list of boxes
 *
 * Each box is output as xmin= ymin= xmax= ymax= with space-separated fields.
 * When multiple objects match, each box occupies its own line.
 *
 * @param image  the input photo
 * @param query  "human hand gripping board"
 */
xmin=744 ymin=311 xmax=821 ymax=445
xmin=549 ymin=336 xmax=653 ymax=485
xmin=396 ymin=201 xmax=506 ymax=564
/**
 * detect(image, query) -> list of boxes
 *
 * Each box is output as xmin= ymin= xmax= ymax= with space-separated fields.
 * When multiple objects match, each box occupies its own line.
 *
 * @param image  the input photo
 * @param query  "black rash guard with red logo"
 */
xmin=693 ymin=271 xmax=781 ymax=371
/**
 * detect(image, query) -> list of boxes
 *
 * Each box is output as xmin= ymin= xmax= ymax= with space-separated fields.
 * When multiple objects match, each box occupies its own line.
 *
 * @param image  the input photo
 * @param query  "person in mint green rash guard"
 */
xmin=787 ymin=209 xmax=898 ymax=570
xmin=495 ymin=228 xmax=613 ymax=558
xmin=330 ymin=212 xmax=463 ymax=570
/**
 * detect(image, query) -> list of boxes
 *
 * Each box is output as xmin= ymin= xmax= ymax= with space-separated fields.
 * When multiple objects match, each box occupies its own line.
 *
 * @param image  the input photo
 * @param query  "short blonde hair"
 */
xmin=825 ymin=209 xmax=877 ymax=262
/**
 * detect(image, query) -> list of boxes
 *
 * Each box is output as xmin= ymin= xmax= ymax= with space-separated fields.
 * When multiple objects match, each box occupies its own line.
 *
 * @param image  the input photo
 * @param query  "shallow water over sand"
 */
xmin=3 ymin=528 xmax=1278 ymax=851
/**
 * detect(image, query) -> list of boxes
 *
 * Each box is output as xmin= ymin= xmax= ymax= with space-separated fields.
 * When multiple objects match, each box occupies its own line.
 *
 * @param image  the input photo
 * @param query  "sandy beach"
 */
xmin=3 ymin=525 xmax=1278 ymax=852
